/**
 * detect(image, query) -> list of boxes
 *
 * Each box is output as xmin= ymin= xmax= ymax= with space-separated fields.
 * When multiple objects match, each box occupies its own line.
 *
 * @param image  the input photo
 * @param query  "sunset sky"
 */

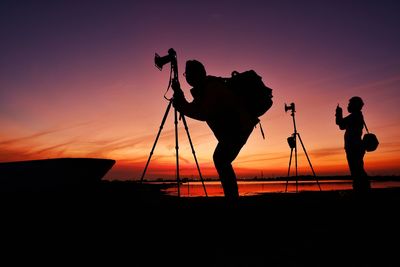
xmin=1 ymin=0 xmax=399 ymax=180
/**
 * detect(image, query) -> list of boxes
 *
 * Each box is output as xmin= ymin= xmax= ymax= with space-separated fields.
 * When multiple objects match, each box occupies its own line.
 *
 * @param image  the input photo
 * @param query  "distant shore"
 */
xmin=137 ymin=175 xmax=400 ymax=183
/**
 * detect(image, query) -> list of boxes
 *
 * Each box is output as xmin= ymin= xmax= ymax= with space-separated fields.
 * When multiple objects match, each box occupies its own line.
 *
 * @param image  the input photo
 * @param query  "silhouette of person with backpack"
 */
xmin=172 ymin=60 xmax=259 ymax=199
xmin=335 ymin=96 xmax=370 ymax=193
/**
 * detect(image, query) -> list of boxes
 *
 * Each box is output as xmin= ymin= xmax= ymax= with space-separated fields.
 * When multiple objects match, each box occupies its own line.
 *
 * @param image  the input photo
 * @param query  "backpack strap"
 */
xmin=363 ymin=120 xmax=370 ymax=134
xmin=257 ymin=122 xmax=265 ymax=140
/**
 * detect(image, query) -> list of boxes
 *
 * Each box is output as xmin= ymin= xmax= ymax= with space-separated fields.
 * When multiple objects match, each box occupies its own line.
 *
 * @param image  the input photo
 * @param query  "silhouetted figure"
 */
xmin=172 ymin=60 xmax=258 ymax=199
xmin=335 ymin=96 xmax=370 ymax=193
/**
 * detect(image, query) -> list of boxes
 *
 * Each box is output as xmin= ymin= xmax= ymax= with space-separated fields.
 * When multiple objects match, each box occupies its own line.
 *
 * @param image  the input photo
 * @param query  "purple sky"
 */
xmin=1 ymin=0 xmax=400 ymax=179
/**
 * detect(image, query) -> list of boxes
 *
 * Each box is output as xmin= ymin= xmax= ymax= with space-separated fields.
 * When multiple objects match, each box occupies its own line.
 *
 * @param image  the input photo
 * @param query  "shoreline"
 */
xmin=136 ymin=174 xmax=400 ymax=183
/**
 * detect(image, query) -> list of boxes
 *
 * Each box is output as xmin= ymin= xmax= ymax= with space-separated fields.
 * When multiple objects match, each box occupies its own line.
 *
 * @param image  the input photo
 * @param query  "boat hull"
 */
xmin=0 ymin=158 xmax=115 ymax=191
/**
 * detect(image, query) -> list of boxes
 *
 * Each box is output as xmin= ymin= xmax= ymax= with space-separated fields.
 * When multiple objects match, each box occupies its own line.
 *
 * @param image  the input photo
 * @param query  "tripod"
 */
xmin=284 ymin=103 xmax=321 ymax=193
xmin=140 ymin=48 xmax=207 ymax=197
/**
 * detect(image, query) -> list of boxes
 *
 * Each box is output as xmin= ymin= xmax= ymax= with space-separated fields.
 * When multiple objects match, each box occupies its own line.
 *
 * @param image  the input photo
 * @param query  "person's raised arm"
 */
xmin=172 ymin=79 xmax=208 ymax=121
xmin=335 ymin=104 xmax=347 ymax=130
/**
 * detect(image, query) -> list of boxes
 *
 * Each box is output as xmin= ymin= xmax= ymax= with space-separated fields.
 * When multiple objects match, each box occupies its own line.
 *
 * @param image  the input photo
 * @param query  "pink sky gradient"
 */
xmin=1 ymin=1 xmax=399 ymax=180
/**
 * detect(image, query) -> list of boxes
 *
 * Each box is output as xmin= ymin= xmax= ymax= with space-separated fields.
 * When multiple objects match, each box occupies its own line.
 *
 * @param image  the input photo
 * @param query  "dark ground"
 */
xmin=1 ymin=181 xmax=399 ymax=266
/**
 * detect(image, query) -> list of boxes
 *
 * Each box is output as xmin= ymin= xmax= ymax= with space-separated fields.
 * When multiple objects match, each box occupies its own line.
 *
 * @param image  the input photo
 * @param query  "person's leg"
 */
xmin=354 ymin=149 xmax=370 ymax=191
xmin=213 ymin=129 xmax=253 ymax=199
xmin=347 ymin=149 xmax=370 ymax=192
xmin=216 ymin=169 xmax=238 ymax=198
xmin=213 ymin=141 xmax=241 ymax=199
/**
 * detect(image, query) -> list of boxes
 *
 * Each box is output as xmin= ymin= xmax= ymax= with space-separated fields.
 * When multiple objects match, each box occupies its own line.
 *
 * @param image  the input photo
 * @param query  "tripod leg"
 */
xmin=174 ymin=108 xmax=181 ymax=197
xmin=285 ymin=148 xmax=293 ymax=192
xmin=140 ymin=101 xmax=172 ymax=183
xmin=181 ymin=115 xmax=208 ymax=197
xmin=297 ymin=133 xmax=322 ymax=191
xmin=295 ymin=136 xmax=298 ymax=193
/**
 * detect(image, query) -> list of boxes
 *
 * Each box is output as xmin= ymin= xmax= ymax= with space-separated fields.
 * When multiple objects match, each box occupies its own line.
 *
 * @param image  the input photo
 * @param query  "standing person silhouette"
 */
xmin=172 ymin=60 xmax=259 ymax=199
xmin=335 ymin=96 xmax=370 ymax=193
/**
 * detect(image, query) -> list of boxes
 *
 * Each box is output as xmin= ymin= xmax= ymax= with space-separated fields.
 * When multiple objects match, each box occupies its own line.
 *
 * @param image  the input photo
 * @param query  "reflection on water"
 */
xmin=163 ymin=180 xmax=400 ymax=197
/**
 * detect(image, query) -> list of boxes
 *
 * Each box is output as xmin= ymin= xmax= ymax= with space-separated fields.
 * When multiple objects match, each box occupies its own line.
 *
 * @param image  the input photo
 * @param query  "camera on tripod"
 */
xmin=154 ymin=48 xmax=177 ymax=71
xmin=285 ymin=102 xmax=295 ymax=113
xmin=287 ymin=135 xmax=296 ymax=149
xmin=283 ymin=100 xmax=321 ymax=192
xmin=142 ymin=48 xmax=208 ymax=197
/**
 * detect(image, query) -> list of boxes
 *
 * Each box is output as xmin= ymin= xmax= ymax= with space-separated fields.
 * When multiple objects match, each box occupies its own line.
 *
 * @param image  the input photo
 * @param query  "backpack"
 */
xmin=222 ymin=70 xmax=273 ymax=118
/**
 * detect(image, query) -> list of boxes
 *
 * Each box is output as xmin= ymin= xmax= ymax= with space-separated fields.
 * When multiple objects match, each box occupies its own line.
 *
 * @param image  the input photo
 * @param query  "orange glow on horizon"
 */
xmin=1 ymin=117 xmax=399 ymax=181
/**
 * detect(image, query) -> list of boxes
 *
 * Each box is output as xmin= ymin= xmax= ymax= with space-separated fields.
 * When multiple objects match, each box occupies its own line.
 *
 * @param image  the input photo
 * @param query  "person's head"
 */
xmin=348 ymin=96 xmax=364 ymax=113
xmin=184 ymin=60 xmax=206 ymax=87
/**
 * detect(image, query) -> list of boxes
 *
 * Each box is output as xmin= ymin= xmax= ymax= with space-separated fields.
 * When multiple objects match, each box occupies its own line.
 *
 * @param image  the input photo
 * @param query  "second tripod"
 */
xmin=284 ymin=102 xmax=321 ymax=192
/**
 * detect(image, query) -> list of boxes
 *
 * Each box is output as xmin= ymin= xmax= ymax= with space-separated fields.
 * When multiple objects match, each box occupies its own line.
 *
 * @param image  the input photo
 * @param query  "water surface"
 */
xmin=163 ymin=180 xmax=400 ymax=197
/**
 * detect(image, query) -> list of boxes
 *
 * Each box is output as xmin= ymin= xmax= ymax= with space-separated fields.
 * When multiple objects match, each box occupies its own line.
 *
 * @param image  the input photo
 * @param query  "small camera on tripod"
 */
xmin=287 ymin=135 xmax=296 ymax=149
xmin=285 ymin=102 xmax=295 ymax=113
xmin=154 ymin=48 xmax=177 ymax=71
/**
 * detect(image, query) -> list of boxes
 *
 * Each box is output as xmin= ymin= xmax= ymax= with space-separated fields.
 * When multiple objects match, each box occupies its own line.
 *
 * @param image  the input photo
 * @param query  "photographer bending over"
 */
xmin=172 ymin=60 xmax=258 ymax=199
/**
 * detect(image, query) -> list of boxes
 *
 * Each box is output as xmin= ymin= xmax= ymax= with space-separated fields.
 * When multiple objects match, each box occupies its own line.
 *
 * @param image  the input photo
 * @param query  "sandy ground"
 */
xmin=1 ymin=181 xmax=399 ymax=266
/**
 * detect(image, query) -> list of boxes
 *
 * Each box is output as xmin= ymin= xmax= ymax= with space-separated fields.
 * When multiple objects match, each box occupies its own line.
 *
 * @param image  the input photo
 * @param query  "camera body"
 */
xmin=154 ymin=48 xmax=177 ymax=71
xmin=285 ymin=102 xmax=295 ymax=113
xmin=287 ymin=135 xmax=296 ymax=149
